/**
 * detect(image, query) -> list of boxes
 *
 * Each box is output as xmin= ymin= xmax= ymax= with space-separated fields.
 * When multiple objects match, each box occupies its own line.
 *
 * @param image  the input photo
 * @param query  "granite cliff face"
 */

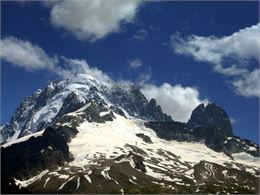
xmin=1 ymin=73 xmax=259 ymax=194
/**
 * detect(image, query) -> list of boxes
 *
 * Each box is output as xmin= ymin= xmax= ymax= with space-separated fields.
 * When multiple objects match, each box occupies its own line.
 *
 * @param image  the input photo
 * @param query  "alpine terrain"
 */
xmin=1 ymin=73 xmax=259 ymax=194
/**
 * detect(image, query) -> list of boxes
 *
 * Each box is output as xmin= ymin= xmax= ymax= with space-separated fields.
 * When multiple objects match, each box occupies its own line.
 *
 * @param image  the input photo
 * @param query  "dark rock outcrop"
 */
xmin=136 ymin=133 xmax=153 ymax=143
xmin=107 ymin=85 xmax=172 ymax=122
xmin=145 ymin=121 xmax=189 ymax=141
xmin=193 ymin=161 xmax=259 ymax=193
xmin=58 ymin=100 xmax=115 ymax=127
xmin=110 ymin=105 xmax=126 ymax=118
xmin=223 ymin=136 xmax=259 ymax=157
xmin=144 ymin=98 xmax=172 ymax=122
xmin=187 ymin=103 xmax=233 ymax=136
xmin=56 ymin=92 xmax=85 ymax=118
xmin=34 ymin=80 xmax=67 ymax=109
xmin=1 ymin=126 xmax=78 ymax=188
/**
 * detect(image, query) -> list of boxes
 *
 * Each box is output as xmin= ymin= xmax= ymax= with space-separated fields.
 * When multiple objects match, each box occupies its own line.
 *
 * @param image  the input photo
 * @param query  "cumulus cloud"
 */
xmin=0 ymin=36 xmax=112 ymax=86
xmin=171 ymin=24 xmax=260 ymax=65
xmin=129 ymin=58 xmax=143 ymax=69
xmin=232 ymin=69 xmax=260 ymax=97
xmin=0 ymin=36 xmax=57 ymax=71
xmin=170 ymin=23 xmax=260 ymax=97
xmin=49 ymin=0 xmax=141 ymax=41
xmin=141 ymin=83 xmax=208 ymax=122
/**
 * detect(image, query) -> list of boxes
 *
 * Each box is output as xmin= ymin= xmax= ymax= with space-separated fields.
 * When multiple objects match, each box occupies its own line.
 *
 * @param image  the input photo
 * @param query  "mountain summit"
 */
xmin=1 ymin=73 xmax=259 ymax=194
xmin=0 ymin=74 xmax=171 ymax=144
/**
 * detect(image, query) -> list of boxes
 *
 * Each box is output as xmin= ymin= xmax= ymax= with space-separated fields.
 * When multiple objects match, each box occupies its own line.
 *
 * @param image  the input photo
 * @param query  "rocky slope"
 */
xmin=1 ymin=73 xmax=259 ymax=194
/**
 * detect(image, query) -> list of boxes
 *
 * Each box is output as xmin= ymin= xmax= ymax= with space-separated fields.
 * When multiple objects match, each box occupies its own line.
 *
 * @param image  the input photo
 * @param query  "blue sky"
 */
xmin=1 ymin=1 xmax=259 ymax=143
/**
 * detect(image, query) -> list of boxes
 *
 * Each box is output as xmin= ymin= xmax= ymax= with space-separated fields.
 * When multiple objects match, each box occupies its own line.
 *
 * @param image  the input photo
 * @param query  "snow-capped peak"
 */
xmin=1 ymin=73 xmax=170 ymax=143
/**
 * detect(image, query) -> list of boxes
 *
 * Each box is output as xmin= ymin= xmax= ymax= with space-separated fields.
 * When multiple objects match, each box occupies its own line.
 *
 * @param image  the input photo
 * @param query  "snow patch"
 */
xmin=58 ymin=175 xmax=70 ymax=180
xmin=3 ymin=130 xmax=44 ymax=148
xmin=58 ymin=176 xmax=75 ymax=191
xmin=222 ymin=170 xmax=228 ymax=175
xmin=43 ymin=177 xmax=50 ymax=189
xmin=84 ymin=175 xmax=92 ymax=183
xmin=76 ymin=177 xmax=80 ymax=190
xmin=99 ymin=111 xmax=110 ymax=117
xmin=101 ymin=170 xmax=111 ymax=180
xmin=14 ymin=170 xmax=49 ymax=188
xmin=6 ymin=130 xmax=21 ymax=143
xmin=247 ymin=146 xmax=257 ymax=151
xmin=232 ymin=152 xmax=260 ymax=165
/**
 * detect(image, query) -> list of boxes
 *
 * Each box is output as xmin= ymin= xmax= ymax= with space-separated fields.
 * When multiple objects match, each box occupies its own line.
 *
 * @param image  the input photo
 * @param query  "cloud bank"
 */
xmin=171 ymin=24 xmax=260 ymax=65
xmin=0 ymin=36 xmax=57 ymax=71
xmin=49 ymin=0 xmax=141 ymax=41
xmin=171 ymin=23 xmax=260 ymax=97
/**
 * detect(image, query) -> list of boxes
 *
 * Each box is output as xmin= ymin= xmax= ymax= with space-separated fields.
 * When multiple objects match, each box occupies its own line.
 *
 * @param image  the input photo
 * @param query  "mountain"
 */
xmin=0 ymin=74 xmax=171 ymax=144
xmin=1 ymin=73 xmax=259 ymax=194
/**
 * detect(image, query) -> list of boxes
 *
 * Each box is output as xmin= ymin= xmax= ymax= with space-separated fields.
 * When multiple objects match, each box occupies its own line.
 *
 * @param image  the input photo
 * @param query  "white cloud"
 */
xmin=232 ymin=69 xmax=260 ymax=97
xmin=132 ymin=29 xmax=148 ymax=41
xmin=0 ymin=36 xmax=57 ymax=71
xmin=129 ymin=58 xmax=143 ymax=69
xmin=57 ymin=57 xmax=113 ymax=85
xmin=171 ymin=23 xmax=260 ymax=65
xmin=213 ymin=64 xmax=249 ymax=76
xmin=49 ymin=0 xmax=141 ymax=41
xmin=137 ymin=72 xmax=152 ymax=86
xmin=0 ymin=36 xmax=112 ymax=86
xmin=170 ymin=23 xmax=260 ymax=97
xmin=141 ymin=83 xmax=208 ymax=122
